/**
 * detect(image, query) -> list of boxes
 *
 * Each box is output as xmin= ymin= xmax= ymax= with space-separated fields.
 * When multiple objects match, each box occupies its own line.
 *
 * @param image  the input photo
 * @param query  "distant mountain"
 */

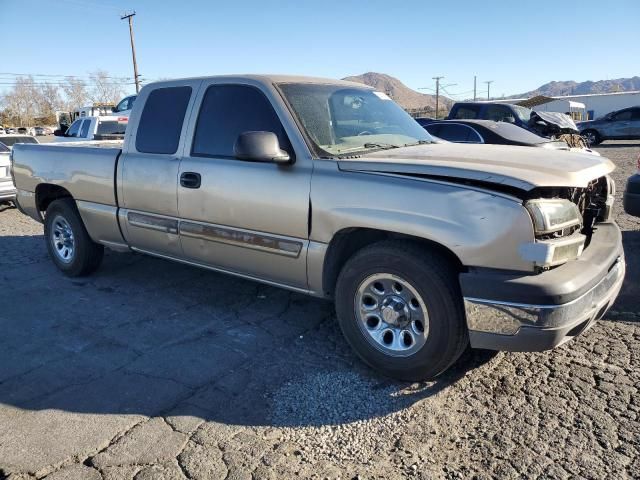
xmin=342 ymin=72 xmax=453 ymax=113
xmin=515 ymin=76 xmax=640 ymax=98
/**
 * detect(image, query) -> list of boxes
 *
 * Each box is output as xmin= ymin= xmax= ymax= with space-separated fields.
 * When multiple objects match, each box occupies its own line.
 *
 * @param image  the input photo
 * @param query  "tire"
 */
xmin=582 ymin=129 xmax=602 ymax=146
xmin=335 ymin=241 xmax=468 ymax=381
xmin=44 ymin=198 xmax=104 ymax=276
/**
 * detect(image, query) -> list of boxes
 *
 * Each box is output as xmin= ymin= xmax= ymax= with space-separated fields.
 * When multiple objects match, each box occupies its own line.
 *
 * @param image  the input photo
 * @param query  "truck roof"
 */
xmin=145 ymin=74 xmax=370 ymax=89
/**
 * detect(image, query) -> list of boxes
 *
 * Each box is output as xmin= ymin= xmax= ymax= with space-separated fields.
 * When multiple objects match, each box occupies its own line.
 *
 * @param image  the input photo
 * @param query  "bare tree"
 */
xmin=61 ymin=76 xmax=89 ymax=111
xmin=36 ymin=83 xmax=63 ymax=124
xmin=88 ymin=69 xmax=126 ymax=104
xmin=1 ymin=76 xmax=38 ymax=126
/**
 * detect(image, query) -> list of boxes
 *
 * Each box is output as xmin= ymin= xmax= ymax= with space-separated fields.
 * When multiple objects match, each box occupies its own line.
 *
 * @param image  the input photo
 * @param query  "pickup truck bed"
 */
xmin=13 ymin=141 xmax=122 ymax=208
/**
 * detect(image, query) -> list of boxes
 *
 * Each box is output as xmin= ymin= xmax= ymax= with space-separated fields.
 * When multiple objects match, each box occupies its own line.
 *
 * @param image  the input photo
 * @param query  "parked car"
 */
xmin=0 ymin=135 xmax=39 ymax=149
xmin=578 ymin=106 xmax=640 ymax=145
xmin=423 ymin=119 xmax=599 ymax=155
xmin=623 ymin=153 xmax=640 ymax=217
xmin=448 ymin=102 xmax=533 ymax=129
xmin=110 ymin=94 xmax=137 ymax=117
xmin=17 ymin=127 xmax=35 ymax=135
xmin=54 ymin=116 xmax=127 ymax=142
xmin=425 ymin=120 xmax=565 ymax=147
xmin=12 ymin=75 xmax=624 ymax=381
xmin=0 ymin=127 xmax=4 ymax=135
xmin=0 ymin=141 xmax=15 ymax=204
xmin=34 ymin=126 xmax=53 ymax=136
xmin=5 ymin=127 xmax=16 ymax=134
xmin=414 ymin=117 xmax=436 ymax=127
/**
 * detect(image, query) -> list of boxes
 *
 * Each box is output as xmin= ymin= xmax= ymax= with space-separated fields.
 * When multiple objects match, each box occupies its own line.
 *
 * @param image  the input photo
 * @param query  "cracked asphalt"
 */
xmin=0 ymin=141 xmax=638 ymax=480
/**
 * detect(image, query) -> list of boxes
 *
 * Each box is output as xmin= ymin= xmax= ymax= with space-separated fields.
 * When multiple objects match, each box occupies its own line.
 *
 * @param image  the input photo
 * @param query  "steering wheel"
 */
xmin=357 ymin=130 xmax=373 ymax=136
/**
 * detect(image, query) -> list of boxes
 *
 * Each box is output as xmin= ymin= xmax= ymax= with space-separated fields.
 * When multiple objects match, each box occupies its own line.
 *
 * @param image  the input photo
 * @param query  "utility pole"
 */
xmin=484 ymin=80 xmax=494 ymax=100
xmin=473 ymin=75 xmax=477 ymax=101
xmin=432 ymin=76 xmax=444 ymax=119
xmin=121 ymin=11 xmax=140 ymax=93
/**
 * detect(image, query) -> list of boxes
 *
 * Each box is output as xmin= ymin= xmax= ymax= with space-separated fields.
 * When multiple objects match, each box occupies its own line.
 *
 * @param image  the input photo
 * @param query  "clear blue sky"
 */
xmin=1 ymin=0 xmax=637 ymax=99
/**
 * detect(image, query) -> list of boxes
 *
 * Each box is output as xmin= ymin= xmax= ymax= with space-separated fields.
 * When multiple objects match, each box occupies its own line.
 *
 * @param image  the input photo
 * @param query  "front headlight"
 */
xmin=524 ymin=199 xmax=582 ymax=235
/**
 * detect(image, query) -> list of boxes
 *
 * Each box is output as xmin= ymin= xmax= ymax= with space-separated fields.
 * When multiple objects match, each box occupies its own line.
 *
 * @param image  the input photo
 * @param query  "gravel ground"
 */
xmin=0 ymin=141 xmax=638 ymax=480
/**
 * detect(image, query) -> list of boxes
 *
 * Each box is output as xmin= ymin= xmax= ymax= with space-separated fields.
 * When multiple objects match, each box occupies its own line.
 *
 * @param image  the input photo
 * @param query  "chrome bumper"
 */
xmin=464 ymin=257 xmax=625 ymax=351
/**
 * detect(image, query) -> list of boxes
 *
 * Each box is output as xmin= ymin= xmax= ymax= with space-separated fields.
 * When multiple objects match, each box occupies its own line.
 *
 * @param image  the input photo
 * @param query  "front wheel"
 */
xmin=335 ymin=241 xmax=468 ymax=381
xmin=44 ymin=198 xmax=104 ymax=276
xmin=582 ymin=129 xmax=602 ymax=146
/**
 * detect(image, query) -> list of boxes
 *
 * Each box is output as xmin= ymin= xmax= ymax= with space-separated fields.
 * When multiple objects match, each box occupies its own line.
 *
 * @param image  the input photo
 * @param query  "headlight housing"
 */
xmin=521 ymin=198 xmax=585 ymax=269
xmin=524 ymin=199 xmax=582 ymax=235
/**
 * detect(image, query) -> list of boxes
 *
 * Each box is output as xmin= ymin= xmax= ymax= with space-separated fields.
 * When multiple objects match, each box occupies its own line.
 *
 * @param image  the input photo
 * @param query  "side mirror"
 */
xmin=111 ymin=106 xmax=117 ymax=113
xmin=234 ymin=131 xmax=291 ymax=164
xmin=53 ymin=129 xmax=65 ymax=137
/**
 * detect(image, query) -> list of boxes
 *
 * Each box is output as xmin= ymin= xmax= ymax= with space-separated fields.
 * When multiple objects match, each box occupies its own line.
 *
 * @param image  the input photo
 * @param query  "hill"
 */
xmin=515 ymin=76 xmax=640 ymax=98
xmin=342 ymin=72 xmax=453 ymax=113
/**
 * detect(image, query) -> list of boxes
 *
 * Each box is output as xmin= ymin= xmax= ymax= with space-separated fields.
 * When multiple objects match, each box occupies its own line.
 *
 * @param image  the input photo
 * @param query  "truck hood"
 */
xmin=337 ymin=142 xmax=614 ymax=191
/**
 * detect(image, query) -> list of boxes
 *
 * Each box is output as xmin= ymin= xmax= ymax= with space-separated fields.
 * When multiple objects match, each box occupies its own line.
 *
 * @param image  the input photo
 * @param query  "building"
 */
xmin=490 ymin=90 xmax=640 ymax=121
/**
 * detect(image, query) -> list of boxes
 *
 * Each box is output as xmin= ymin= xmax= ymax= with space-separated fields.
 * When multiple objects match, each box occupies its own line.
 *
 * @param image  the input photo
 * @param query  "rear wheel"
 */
xmin=582 ymin=129 xmax=602 ymax=146
xmin=335 ymin=241 xmax=468 ymax=381
xmin=44 ymin=198 xmax=104 ymax=276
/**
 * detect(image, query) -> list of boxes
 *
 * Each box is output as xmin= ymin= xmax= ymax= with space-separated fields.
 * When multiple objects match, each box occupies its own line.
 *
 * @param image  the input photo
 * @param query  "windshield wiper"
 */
xmin=362 ymin=142 xmax=400 ymax=150
xmin=403 ymin=140 xmax=432 ymax=147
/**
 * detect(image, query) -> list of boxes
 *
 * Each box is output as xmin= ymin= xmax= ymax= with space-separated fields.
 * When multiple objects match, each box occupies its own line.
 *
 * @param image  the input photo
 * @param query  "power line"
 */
xmin=0 ymin=72 xmax=133 ymax=80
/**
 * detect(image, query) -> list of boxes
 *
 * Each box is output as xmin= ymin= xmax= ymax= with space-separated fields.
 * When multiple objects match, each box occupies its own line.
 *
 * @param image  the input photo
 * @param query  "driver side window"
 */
xmin=613 ymin=110 xmax=633 ymax=121
xmin=66 ymin=120 xmax=82 ymax=137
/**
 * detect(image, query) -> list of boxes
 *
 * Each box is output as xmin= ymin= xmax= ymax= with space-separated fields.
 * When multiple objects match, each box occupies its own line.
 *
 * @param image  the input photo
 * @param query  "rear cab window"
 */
xmin=136 ymin=86 xmax=192 ymax=154
xmin=97 ymin=120 xmax=127 ymax=135
xmin=451 ymin=105 xmax=481 ymax=120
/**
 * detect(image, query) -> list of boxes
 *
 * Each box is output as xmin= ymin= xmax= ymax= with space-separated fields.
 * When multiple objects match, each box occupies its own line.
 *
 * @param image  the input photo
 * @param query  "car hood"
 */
xmin=337 ymin=142 xmax=614 ymax=191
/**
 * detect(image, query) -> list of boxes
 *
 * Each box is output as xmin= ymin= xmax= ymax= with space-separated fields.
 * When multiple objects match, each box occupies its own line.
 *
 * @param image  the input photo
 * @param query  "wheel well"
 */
xmin=322 ymin=228 xmax=464 ymax=298
xmin=36 ymin=184 xmax=73 ymax=215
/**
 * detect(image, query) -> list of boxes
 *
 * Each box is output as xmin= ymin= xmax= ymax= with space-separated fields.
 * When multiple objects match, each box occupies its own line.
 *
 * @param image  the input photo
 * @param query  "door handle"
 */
xmin=180 ymin=172 xmax=201 ymax=189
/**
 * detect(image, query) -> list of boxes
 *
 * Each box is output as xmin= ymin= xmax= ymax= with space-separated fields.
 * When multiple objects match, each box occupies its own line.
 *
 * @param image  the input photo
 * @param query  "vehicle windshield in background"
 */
xmin=513 ymin=104 xmax=533 ymax=124
xmin=279 ymin=84 xmax=433 ymax=156
xmin=97 ymin=120 xmax=126 ymax=135
xmin=0 ymin=136 xmax=38 ymax=147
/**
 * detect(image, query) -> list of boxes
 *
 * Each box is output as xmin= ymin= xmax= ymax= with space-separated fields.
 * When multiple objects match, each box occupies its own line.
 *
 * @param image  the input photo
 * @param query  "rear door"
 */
xmin=176 ymin=80 xmax=312 ymax=289
xmin=118 ymin=81 xmax=201 ymax=257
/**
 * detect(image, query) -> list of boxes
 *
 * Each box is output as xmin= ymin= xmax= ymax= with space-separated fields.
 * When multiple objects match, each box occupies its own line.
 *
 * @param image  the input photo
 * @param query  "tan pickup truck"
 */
xmin=11 ymin=75 xmax=625 ymax=380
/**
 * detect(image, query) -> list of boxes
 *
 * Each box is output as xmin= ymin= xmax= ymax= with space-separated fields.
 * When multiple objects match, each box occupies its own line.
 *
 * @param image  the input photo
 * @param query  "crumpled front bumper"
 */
xmin=460 ymin=223 xmax=625 ymax=351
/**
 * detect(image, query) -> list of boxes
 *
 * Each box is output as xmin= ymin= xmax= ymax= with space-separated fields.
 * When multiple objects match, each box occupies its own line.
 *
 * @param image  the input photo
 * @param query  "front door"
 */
xmin=177 ymin=82 xmax=312 ymax=289
xmin=604 ymin=109 xmax=636 ymax=139
xmin=119 ymin=81 xmax=201 ymax=257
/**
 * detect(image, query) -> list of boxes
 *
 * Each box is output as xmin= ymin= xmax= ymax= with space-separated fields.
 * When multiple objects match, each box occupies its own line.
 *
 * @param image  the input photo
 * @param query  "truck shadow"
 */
xmin=0 ymin=234 xmax=496 ymax=428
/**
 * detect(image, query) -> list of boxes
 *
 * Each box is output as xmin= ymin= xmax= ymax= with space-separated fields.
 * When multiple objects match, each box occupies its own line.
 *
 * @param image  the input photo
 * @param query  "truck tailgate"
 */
xmin=12 ymin=141 xmax=122 ymax=207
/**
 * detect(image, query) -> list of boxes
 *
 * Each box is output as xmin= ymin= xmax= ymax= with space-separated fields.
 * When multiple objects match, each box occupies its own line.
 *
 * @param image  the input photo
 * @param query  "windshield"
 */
xmin=278 ymin=84 xmax=433 ymax=156
xmin=0 ymin=135 xmax=38 ymax=147
xmin=0 ymin=142 xmax=9 ymax=152
xmin=512 ymin=105 xmax=533 ymax=124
